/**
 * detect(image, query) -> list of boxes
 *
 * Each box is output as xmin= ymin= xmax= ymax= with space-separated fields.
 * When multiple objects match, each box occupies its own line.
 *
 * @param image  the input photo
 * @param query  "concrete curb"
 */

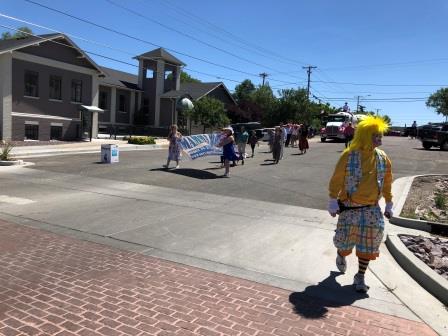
xmin=0 ymin=160 xmax=24 ymax=166
xmin=390 ymin=174 xmax=448 ymax=232
xmin=11 ymin=143 xmax=168 ymax=159
xmin=386 ymin=233 xmax=448 ymax=306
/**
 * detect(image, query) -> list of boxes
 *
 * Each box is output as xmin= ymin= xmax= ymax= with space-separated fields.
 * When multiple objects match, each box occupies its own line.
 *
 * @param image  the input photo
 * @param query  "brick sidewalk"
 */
xmin=0 ymin=220 xmax=437 ymax=336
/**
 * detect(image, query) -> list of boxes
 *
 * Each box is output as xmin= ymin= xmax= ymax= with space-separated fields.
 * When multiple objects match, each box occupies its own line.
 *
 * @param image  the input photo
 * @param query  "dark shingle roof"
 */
xmin=160 ymin=82 xmax=222 ymax=100
xmin=0 ymin=33 xmax=103 ymax=74
xmin=0 ymin=33 xmax=61 ymax=54
xmin=99 ymin=66 xmax=141 ymax=90
xmin=135 ymin=48 xmax=185 ymax=66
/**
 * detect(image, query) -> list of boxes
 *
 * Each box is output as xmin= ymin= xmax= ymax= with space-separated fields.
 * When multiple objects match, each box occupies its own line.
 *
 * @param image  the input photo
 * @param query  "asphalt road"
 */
xmin=27 ymin=137 xmax=447 ymax=210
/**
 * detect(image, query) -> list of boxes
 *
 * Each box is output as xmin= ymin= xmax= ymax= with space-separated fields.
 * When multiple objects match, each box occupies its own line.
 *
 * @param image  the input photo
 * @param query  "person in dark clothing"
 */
xmin=299 ymin=124 xmax=309 ymax=154
xmin=344 ymin=122 xmax=355 ymax=148
xmin=248 ymin=131 xmax=259 ymax=157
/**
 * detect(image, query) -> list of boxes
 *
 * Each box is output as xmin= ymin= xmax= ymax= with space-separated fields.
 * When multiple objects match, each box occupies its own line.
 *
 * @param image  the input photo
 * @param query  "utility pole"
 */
xmin=303 ymin=66 xmax=317 ymax=99
xmin=376 ymin=108 xmax=381 ymax=116
xmin=356 ymin=95 xmax=371 ymax=113
xmin=259 ymin=72 xmax=268 ymax=86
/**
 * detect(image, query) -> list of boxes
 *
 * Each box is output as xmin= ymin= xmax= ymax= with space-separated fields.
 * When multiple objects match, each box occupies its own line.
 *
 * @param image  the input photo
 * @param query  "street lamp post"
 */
xmin=356 ymin=95 xmax=371 ymax=113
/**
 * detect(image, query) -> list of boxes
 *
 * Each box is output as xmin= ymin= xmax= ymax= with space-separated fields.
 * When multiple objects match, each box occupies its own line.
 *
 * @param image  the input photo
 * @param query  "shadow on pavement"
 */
xmin=150 ymin=167 xmax=219 ymax=180
xmin=289 ymin=271 xmax=368 ymax=319
xmin=260 ymin=159 xmax=276 ymax=166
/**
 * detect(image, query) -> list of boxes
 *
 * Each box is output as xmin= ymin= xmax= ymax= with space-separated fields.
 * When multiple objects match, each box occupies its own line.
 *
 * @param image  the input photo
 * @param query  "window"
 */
xmin=71 ymin=79 xmax=82 ymax=102
xmin=49 ymin=75 xmax=62 ymax=100
xmin=25 ymin=124 xmax=39 ymax=140
xmin=99 ymin=91 xmax=108 ymax=110
xmin=50 ymin=126 xmax=63 ymax=140
xmin=118 ymin=94 xmax=127 ymax=112
xmin=24 ymin=71 xmax=39 ymax=97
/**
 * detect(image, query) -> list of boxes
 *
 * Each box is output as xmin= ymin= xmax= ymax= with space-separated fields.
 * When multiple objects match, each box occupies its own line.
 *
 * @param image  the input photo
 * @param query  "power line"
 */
xmin=312 ymin=80 xmax=448 ymax=87
xmin=0 ymin=23 xmax=289 ymax=89
xmin=105 ymin=0 xmax=305 ymax=79
xmin=21 ymin=0 xmax=305 ymax=86
xmin=321 ymin=58 xmax=448 ymax=72
xmin=146 ymin=0 xmax=309 ymax=67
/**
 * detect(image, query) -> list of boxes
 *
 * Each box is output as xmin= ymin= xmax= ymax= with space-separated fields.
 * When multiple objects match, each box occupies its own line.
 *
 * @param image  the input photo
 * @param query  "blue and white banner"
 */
xmin=180 ymin=133 xmax=223 ymax=160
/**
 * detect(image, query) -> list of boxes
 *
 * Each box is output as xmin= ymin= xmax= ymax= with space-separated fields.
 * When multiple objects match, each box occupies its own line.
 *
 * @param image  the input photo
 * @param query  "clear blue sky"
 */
xmin=1 ymin=0 xmax=448 ymax=126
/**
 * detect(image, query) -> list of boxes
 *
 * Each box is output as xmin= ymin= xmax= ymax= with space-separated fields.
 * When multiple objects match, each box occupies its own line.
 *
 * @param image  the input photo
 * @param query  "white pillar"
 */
xmin=154 ymin=60 xmax=165 ymax=127
xmin=130 ymin=90 xmax=135 ymax=125
xmin=110 ymin=87 xmax=117 ymax=124
xmin=174 ymin=66 xmax=181 ymax=90
xmin=138 ymin=59 xmax=145 ymax=89
xmin=0 ymin=53 xmax=12 ymax=140
xmin=91 ymin=75 xmax=99 ymax=138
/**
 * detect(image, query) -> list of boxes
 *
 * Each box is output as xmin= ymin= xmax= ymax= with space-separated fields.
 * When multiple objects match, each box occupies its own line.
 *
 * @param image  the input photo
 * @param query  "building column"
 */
xmin=154 ymin=60 xmax=165 ymax=127
xmin=0 ymin=53 xmax=12 ymax=141
xmin=174 ymin=66 xmax=181 ymax=90
xmin=110 ymin=87 xmax=117 ymax=124
xmin=137 ymin=91 xmax=142 ymax=112
xmin=138 ymin=59 xmax=145 ymax=90
xmin=129 ymin=91 xmax=135 ymax=125
xmin=91 ymin=75 xmax=99 ymax=138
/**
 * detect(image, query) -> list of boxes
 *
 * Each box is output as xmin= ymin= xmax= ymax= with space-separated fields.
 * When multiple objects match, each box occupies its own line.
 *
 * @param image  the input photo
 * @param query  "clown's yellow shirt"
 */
xmin=328 ymin=149 xmax=393 ymax=204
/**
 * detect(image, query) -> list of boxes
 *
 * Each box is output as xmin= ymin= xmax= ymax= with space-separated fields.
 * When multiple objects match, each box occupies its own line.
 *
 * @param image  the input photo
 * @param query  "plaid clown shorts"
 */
xmin=333 ymin=205 xmax=385 ymax=260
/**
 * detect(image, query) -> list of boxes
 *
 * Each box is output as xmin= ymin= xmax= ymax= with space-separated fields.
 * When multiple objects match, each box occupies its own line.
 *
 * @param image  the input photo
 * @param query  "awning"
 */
xmin=80 ymin=105 xmax=104 ymax=113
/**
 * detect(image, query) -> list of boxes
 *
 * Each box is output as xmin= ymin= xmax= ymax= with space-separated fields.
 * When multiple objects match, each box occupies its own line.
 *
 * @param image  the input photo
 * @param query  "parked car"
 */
xmin=385 ymin=130 xmax=402 ymax=136
xmin=256 ymin=128 xmax=274 ymax=141
xmin=417 ymin=122 xmax=448 ymax=150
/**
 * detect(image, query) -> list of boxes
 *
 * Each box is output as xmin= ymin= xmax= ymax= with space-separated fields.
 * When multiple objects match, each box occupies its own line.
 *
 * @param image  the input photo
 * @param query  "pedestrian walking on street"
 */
xmin=218 ymin=128 xmax=239 ymax=177
xmin=272 ymin=126 xmax=283 ymax=164
xmin=248 ymin=130 xmax=259 ymax=157
xmin=343 ymin=122 xmax=355 ymax=148
xmin=327 ymin=115 xmax=393 ymax=293
xmin=290 ymin=124 xmax=299 ymax=148
xmin=236 ymin=126 xmax=249 ymax=165
xmin=280 ymin=124 xmax=287 ymax=159
xmin=298 ymin=124 xmax=309 ymax=154
xmin=164 ymin=124 xmax=182 ymax=169
xmin=268 ymin=129 xmax=274 ymax=153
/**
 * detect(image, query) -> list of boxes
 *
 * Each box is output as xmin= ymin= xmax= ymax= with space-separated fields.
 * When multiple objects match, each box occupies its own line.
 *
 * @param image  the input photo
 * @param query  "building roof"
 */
xmin=135 ymin=48 xmax=185 ymax=66
xmin=0 ymin=33 xmax=103 ymax=74
xmin=0 ymin=33 xmax=60 ymax=54
xmin=160 ymin=82 xmax=236 ymax=105
xmin=99 ymin=66 xmax=142 ymax=91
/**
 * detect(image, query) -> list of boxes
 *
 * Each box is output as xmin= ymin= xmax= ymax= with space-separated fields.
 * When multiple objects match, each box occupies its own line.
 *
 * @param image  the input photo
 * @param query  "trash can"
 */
xmin=101 ymin=144 xmax=119 ymax=163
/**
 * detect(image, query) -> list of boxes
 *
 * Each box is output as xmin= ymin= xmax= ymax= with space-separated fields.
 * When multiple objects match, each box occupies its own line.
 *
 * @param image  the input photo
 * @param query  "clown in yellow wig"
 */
xmin=327 ymin=115 xmax=393 ymax=293
xmin=346 ymin=115 xmax=389 ymax=152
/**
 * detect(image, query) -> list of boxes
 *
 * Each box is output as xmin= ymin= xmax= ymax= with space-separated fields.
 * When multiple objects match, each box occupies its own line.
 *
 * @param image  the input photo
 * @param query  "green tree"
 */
xmin=426 ymin=88 xmax=448 ymax=119
xmin=233 ymin=79 xmax=256 ymax=103
xmin=250 ymin=85 xmax=277 ymax=125
xmin=1 ymin=26 xmax=33 ymax=40
xmin=383 ymin=114 xmax=392 ymax=125
xmin=166 ymin=71 xmax=201 ymax=83
xmin=184 ymin=96 xmax=229 ymax=133
xmin=276 ymin=88 xmax=308 ymax=123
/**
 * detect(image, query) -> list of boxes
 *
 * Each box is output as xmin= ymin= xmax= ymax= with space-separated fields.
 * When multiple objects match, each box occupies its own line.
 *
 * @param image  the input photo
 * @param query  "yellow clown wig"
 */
xmin=346 ymin=115 xmax=389 ymax=152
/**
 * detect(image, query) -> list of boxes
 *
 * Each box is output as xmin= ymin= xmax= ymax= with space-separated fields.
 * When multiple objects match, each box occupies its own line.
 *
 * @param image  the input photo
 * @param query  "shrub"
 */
xmin=128 ymin=136 xmax=156 ymax=145
xmin=0 ymin=141 xmax=14 ymax=161
xmin=435 ymin=193 xmax=446 ymax=210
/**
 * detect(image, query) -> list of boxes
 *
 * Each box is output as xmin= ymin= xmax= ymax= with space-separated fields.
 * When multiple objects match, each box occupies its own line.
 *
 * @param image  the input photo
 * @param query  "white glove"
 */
xmin=384 ymin=202 xmax=393 ymax=219
xmin=328 ymin=198 xmax=340 ymax=217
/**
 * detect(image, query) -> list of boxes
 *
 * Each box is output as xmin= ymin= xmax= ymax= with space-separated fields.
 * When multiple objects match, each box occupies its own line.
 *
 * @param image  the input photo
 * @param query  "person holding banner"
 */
xmin=218 ymin=128 xmax=239 ymax=177
xmin=164 ymin=124 xmax=182 ymax=169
